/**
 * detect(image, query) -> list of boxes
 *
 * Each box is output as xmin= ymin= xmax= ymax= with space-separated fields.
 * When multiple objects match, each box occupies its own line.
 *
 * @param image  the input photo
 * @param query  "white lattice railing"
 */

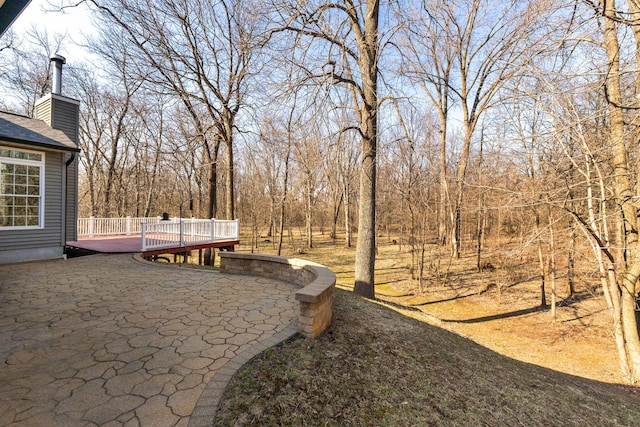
xmin=141 ymin=219 xmax=239 ymax=251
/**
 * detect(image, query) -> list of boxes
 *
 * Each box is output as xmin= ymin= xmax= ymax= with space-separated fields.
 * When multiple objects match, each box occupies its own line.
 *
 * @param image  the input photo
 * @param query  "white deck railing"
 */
xmin=141 ymin=219 xmax=239 ymax=251
xmin=78 ymin=217 xmax=240 ymax=252
xmin=78 ymin=216 xmax=164 ymax=237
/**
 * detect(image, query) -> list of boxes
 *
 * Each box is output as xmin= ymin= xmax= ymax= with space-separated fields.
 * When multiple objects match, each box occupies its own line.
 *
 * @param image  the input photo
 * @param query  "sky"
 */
xmin=9 ymin=0 xmax=96 ymax=62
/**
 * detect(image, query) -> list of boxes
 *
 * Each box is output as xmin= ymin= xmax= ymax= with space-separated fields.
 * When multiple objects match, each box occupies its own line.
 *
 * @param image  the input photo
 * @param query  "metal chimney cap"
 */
xmin=50 ymin=54 xmax=66 ymax=64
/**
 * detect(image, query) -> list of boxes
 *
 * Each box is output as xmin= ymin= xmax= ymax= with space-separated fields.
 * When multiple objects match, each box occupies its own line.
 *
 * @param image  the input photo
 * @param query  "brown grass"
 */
xmin=228 ymin=231 xmax=624 ymax=385
xmin=214 ymin=288 xmax=639 ymax=426
xmin=167 ymin=230 xmax=624 ymax=384
xmin=164 ymin=230 xmax=636 ymax=423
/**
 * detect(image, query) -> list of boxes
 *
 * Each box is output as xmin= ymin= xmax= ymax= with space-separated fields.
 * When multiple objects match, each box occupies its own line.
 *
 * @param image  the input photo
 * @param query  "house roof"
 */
xmin=0 ymin=110 xmax=80 ymax=152
xmin=0 ymin=0 xmax=32 ymax=38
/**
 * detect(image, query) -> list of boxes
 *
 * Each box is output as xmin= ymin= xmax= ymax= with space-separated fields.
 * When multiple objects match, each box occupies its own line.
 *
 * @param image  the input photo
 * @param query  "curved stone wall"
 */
xmin=219 ymin=252 xmax=336 ymax=338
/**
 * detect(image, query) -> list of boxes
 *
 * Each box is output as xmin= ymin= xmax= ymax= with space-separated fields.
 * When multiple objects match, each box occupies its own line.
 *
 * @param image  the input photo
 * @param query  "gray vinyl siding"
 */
xmin=0 ymin=150 xmax=64 ymax=252
xmin=34 ymin=94 xmax=80 ymax=145
xmin=33 ymin=95 xmax=80 ymax=241
xmin=65 ymin=153 xmax=78 ymax=240
xmin=1 ymin=95 xmax=79 ymax=263
xmin=34 ymin=100 xmax=51 ymax=126
xmin=51 ymin=97 xmax=79 ymax=144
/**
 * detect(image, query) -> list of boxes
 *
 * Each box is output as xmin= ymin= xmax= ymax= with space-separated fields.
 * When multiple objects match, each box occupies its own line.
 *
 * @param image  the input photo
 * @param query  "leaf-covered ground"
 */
xmin=214 ymin=289 xmax=638 ymax=426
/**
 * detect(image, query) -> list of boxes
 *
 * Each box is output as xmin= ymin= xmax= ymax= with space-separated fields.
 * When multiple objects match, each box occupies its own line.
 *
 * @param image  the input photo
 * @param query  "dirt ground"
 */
xmin=375 ymin=270 xmax=626 ymax=385
xmin=228 ymin=233 xmax=632 ymax=385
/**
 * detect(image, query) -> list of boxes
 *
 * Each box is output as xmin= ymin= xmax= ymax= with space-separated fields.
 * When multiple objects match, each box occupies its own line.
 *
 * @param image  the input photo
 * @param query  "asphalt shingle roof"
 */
xmin=0 ymin=110 xmax=79 ymax=152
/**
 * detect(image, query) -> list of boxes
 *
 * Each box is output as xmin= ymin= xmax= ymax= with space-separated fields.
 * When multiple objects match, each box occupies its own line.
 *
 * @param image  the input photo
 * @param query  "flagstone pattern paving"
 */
xmin=0 ymin=254 xmax=298 ymax=426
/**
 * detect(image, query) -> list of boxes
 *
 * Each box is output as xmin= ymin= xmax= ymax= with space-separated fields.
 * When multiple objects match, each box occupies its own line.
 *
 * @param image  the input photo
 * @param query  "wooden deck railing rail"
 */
xmin=78 ymin=216 xmax=167 ymax=237
xmin=77 ymin=216 xmax=226 ymax=237
xmin=141 ymin=219 xmax=239 ymax=252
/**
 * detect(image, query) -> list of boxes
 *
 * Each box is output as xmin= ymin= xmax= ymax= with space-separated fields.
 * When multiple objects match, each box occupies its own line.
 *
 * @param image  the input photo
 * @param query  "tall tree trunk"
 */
xmin=225 ymin=138 xmax=234 ymax=220
xmin=332 ymin=191 xmax=342 ymax=242
xmin=438 ymin=109 xmax=449 ymax=246
xmin=143 ymin=143 xmax=162 ymax=217
xmin=208 ymin=141 xmax=220 ymax=219
xmin=602 ymin=0 xmax=640 ymax=382
xmin=536 ymin=208 xmax=547 ymax=307
xmin=353 ymin=0 xmax=380 ymax=299
xmin=344 ymin=183 xmax=352 ymax=248
xmin=103 ymin=144 xmax=119 ymax=217
xmin=102 ymin=96 xmax=130 ymax=217
xmin=277 ymin=126 xmax=292 ymax=257
xmin=306 ymin=173 xmax=313 ymax=248
xmin=268 ymin=191 xmax=276 ymax=238
xmin=88 ymin=166 xmax=98 ymax=217
xmin=410 ymin=206 xmax=416 ymax=279
xmin=549 ymin=209 xmax=556 ymax=322
xmin=586 ymin=149 xmax=632 ymax=378
xmin=204 ymin=138 xmax=220 ymax=266
xmin=567 ymin=219 xmax=576 ymax=298
xmin=627 ymin=0 xmax=640 ymax=188
xmin=451 ymin=121 xmax=474 ymax=258
xmin=476 ymin=130 xmax=485 ymax=272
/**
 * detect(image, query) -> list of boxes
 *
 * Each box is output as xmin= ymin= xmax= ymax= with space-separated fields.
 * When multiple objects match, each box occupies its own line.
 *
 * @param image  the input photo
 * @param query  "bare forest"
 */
xmin=3 ymin=0 xmax=640 ymax=383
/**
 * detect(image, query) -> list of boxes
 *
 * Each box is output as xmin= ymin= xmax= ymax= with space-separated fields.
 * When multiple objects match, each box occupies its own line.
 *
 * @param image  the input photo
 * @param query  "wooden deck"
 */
xmin=67 ymin=235 xmax=238 ymax=258
xmin=67 ymin=236 xmax=143 ymax=253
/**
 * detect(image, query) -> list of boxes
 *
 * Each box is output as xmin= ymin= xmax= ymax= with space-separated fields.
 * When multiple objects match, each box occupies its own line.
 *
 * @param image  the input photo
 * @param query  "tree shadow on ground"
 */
xmin=558 ymin=290 xmax=598 ymax=306
xmin=560 ymin=306 xmax=609 ymax=324
xmin=409 ymin=292 xmax=477 ymax=307
xmin=441 ymin=305 xmax=550 ymax=324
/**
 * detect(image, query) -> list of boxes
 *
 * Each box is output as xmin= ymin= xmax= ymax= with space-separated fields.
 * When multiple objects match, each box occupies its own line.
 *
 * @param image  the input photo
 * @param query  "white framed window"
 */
xmin=0 ymin=147 xmax=44 ymax=229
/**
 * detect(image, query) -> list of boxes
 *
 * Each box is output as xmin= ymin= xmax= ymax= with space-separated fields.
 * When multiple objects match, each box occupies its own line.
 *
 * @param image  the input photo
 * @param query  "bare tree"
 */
xmin=89 ymin=0 xmax=263 ymax=222
xmin=398 ymin=0 xmax=456 ymax=248
xmin=294 ymin=122 xmax=324 ymax=249
xmin=401 ymin=0 xmax=554 ymax=257
xmin=1 ymin=27 xmax=66 ymax=115
xmin=321 ymin=104 xmax=359 ymax=247
xmin=388 ymin=99 xmax=436 ymax=289
xmin=72 ymin=60 xmax=140 ymax=217
xmin=520 ymin=0 xmax=640 ymax=379
xmin=597 ymin=0 xmax=640 ymax=382
xmin=273 ymin=0 xmax=382 ymax=298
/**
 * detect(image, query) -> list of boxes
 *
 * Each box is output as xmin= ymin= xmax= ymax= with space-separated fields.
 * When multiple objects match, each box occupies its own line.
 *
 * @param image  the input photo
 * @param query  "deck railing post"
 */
xmin=126 ymin=216 xmax=132 ymax=235
xmin=89 ymin=216 xmax=95 ymax=237
xmin=211 ymin=219 xmax=215 ymax=242
xmin=141 ymin=223 xmax=147 ymax=251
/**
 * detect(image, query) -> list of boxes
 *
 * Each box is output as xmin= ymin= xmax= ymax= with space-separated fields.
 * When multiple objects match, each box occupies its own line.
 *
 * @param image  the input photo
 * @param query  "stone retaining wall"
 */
xmin=219 ymin=252 xmax=336 ymax=338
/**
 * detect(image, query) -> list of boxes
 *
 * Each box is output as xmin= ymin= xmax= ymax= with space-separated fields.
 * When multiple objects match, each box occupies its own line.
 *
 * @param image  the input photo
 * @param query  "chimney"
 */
xmin=50 ymin=54 xmax=66 ymax=95
xmin=34 ymin=54 xmax=79 ymax=145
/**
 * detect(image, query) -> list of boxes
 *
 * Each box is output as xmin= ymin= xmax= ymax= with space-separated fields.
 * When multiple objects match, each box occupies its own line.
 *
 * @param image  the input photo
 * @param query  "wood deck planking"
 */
xmin=67 ymin=235 xmax=238 ymax=256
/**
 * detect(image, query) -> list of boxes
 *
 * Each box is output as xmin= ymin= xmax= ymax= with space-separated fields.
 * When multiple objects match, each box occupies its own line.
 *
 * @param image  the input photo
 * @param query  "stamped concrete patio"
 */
xmin=0 ymin=254 xmax=298 ymax=426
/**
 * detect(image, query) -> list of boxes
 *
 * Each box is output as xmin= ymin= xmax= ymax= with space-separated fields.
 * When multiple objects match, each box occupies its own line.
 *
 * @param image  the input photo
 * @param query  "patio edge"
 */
xmin=187 ymin=323 xmax=300 ymax=427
